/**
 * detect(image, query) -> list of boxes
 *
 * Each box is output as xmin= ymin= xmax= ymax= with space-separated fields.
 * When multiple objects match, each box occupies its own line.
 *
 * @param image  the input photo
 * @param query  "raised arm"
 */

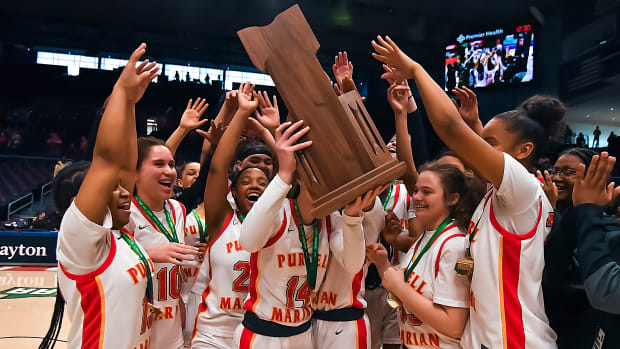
xmin=165 ymin=98 xmax=209 ymax=156
xmin=387 ymin=82 xmax=418 ymax=193
xmin=372 ymin=35 xmax=504 ymax=188
xmin=239 ymin=121 xmax=312 ymax=252
xmin=204 ymin=82 xmax=257 ymax=240
xmin=76 ymin=44 xmax=158 ymax=224
xmin=329 ymin=188 xmax=383 ymax=274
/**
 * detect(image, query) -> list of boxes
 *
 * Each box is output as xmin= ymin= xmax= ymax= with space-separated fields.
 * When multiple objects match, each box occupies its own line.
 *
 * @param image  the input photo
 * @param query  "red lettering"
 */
xmin=416 ymin=280 xmax=427 ymax=295
xmin=165 ymin=306 xmax=173 ymax=319
xmin=234 ymin=240 xmax=242 ymax=251
xmin=271 ymin=307 xmax=283 ymax=322
xmin=226 ymin=242 xmax=233 ymax=254
xmin=284 ymin=308 xmax=292 ymax=322
xmin=419 ymin=334 xmax=428 ymax=346
xmin=233 ymin=297 xmax=242 ymax=310
xmin=136 ymin=263 xmax=146 ymax=278
xmin=297 ymin=252 xmax=305 ymax=266
xmin=293 ymin=309 xmax=301 ymax=322
xmin=277 ymin=255 xmax=286 ymax=268
xmin=288 ymin=253 xmax=296 ymax=267
xmin=220 ymin=297 xmax=231 ymax=310
xmin=127 ymin=267 xmax=139 ymax=284
xmin=406 ymin=332 xmax=413 ymax=345
xmin=429 ymin=333 xmax=440 ymax=347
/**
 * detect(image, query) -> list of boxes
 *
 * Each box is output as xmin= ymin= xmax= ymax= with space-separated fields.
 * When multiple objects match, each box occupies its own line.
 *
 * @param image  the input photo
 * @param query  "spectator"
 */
xmin=572 ymin=152 xmax=620 ymax=348
xmin=576 ymin=132 xmax=587 ymax=147
xmin=593 ymin=125 xmax=601 ymax=148
xmin=608 ymin=132 xmax=616 ymax=146
xmin=46 ymin=132 xmax=63 ymax=155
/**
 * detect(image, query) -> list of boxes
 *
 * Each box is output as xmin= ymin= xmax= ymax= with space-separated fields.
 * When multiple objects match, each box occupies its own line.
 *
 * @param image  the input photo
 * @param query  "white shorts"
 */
xmin=232 ymin=323 xmax=313 ymax=349
xmin=191 ymin=331 xmax=234 ymax=349
xmin=184 ymin=292 xmax=202 ymax=346
xmin=312 ymin=313 xmax=371 ymax=349
xmin=365 ymin=287 xmax=401 ymax=349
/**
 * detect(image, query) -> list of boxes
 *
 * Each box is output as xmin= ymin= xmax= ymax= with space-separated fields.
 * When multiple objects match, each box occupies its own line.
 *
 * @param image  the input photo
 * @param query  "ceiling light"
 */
xmin=611 ymin=108 xmax=615 ymax=111
xmin=585 ymin=115 xmax=590 ymax=118
xmin=613 ymin=117 xmax=616 ymax=121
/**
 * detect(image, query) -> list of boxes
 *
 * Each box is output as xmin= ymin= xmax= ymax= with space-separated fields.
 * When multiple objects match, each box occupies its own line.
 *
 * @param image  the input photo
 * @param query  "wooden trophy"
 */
xmin=238 ymin=4 xmax=406 ymax=218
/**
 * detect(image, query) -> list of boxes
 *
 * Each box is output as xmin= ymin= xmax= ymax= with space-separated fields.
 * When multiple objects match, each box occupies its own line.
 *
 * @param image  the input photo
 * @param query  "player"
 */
xmin=49 ymin=44 xmax=159 ymax=349
xmin=191 ymin=82 xmax=268 ymax=348
xmin=367 ymin=163 xmax=476 ymax=348
xmin=372 ymin=35 xmax=561 ymax=348
xmin=130 ymin=134 xmax=200 ymax=349
xmin=231 ymin=120 xmax=370 ymax=349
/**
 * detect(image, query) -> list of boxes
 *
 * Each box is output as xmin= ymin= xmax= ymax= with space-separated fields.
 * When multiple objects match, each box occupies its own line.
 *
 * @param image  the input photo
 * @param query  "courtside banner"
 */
xmin=0 ymin=230 xmax=57 ymax=265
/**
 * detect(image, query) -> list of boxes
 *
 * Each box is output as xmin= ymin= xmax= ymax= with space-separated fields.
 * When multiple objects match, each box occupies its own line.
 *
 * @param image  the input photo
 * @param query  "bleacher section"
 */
xmin=0 ymin=157 xmax=56 ymax=216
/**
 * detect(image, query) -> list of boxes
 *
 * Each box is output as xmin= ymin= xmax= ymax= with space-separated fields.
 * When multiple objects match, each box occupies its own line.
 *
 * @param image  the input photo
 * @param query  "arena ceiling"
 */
xmin=0 ymin=0 xmax=586 ymax=74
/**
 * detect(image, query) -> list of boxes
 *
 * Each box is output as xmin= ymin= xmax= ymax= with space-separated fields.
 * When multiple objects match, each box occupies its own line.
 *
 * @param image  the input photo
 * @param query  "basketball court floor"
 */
xmin=0 ymin=266 xmax=70 ymax=348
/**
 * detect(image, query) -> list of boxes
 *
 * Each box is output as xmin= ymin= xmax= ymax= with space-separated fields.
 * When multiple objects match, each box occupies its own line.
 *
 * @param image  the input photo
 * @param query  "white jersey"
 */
xmin=57 ymin=202 xmax=154 ymax=349
xmin=461 ymin=153 xmax=556 ymax=349
xmin=244 ymin=198 xmax=330 ymax=326
xmin=383 ymin=182 xmax=416 ymax=264
xmin=192 ymin=211 xmax=251 ymax=340
xmin=397 ymin=222 xmax=469 ymax=349
xmin=316 ymin=199 xmax=383 ymax=311
xmin=182 ymin=210 xmax=205 ymax=302
xmin=130 ymin=198 xmax=187 ymax=349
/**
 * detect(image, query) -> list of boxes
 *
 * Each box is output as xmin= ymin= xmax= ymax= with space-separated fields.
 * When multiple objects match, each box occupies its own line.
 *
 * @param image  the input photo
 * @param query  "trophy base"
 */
xmin=309 ymin=160 xmax=407 ymax=218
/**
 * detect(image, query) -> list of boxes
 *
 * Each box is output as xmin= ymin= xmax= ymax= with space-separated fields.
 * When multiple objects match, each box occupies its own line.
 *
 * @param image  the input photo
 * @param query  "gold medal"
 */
xmin=310 ymin=291 xmax=319 ymax=309
xmin=454 ymin=257 xmax=474 ymax=276
xmin=147 ymin=302 xmax=163 ymax=316
xmin=386 ymin=291 xmax=402 ymax=309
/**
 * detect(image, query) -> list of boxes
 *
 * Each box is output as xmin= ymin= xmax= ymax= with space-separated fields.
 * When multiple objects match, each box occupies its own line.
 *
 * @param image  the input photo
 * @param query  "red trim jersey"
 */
xmin=384 ymin=183 xmax=416 ymax=264
xmin=57 ymin=202 xmax=154 ymax=349
xmin=316 ymin=199 xmax=381 ymax=311
xmin=461 ymin=153 xmax=557 ymax=349
xmin=191 ymin=211 xmax=251 ymax=340
xmin=239 ymin=175 xmax=332 ymax=327
xmin=181 ymin=210 xmax=204 ymax=302
xmin=130 ymin=198 xmax=186 ymax=349
xmin=244 ymin=199 xmax=330 ymax=325
xmin=397 ymin=223 xmax=469 ymax=349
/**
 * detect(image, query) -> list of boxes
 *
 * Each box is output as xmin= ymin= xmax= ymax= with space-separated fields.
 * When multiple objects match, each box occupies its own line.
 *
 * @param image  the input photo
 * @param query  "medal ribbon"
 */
xmin=381 ymin=181 xmax=395 ymax=210
xmin=191 ymin=209 xmax=207 ymax=243
xmin=133 ymin=195 xmax=178 ymax=243
xmin=292 ymin=199 xmax=320 ymax=290
xmin=120 ymin=229 xmax=154 ymax=304
xmin=403 ymin=217 xmax=453 ymax=281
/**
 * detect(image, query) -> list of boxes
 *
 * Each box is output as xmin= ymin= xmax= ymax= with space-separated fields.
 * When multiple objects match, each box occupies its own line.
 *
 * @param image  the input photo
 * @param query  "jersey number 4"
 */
xmin=232 ymin=261 xmax=250 ymax=292
xmin=156 ymin=266 xmax=181 ymax=301
xmin=286 ymin=276 xmax=311 ymax=308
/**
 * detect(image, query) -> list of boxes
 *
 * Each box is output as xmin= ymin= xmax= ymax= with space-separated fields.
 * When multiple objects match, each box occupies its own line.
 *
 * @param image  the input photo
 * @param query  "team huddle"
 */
xmin=41 ymin=35 xmax=619 ymax=349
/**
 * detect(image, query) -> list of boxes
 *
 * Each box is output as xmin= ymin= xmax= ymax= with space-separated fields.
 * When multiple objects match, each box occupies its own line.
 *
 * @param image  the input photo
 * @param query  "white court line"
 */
xmin=0 ymin=266 xmax=12 ymax=271
xmin=46 ymin=267 xmax=58 ymax=271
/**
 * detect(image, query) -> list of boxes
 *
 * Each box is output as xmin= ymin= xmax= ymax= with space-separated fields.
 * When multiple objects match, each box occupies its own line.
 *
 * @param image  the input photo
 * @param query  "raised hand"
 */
xmin=371 ymin=35 xmax=416 ymax=82
xmin=242 ymin=117 xmax=266 ymax=139
xmin=537 ymin=169 xmax=558 ymax=209
xmin=179 ymin=98 xmax=209 ymax=130
xmin=344 ymin=186 xmax=385 ymax=217
xmin=237 ymin=82 xmax=258 ymax=113
xmin=381 ymin=210 xmax=401 ymax=245
xmin=196 ymin=119 xmax=227 ymax=146
xmin=383 ymin=66 xmax=417 ymax=113
xmin=254 ymin=91 xmax=280 ymax=131
xmin=387 ymin=82 xmax=411 ymax=115
xmin=451 ymin=86 xmax=480 ymax=126
xmin=145 ymin=242 xmax=200 ymax=266
xmin=332 ymin=51 xmax=354 ymax=88
xmin=115 ymin=43 xmax=160 ymax=104
xmin=224 ymin=90 xmax=239 ymax=111
xmin=573 ymin=152 xmax=620 ymax=207
xmin=275 ymin=121 xmax=312 ymax=184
